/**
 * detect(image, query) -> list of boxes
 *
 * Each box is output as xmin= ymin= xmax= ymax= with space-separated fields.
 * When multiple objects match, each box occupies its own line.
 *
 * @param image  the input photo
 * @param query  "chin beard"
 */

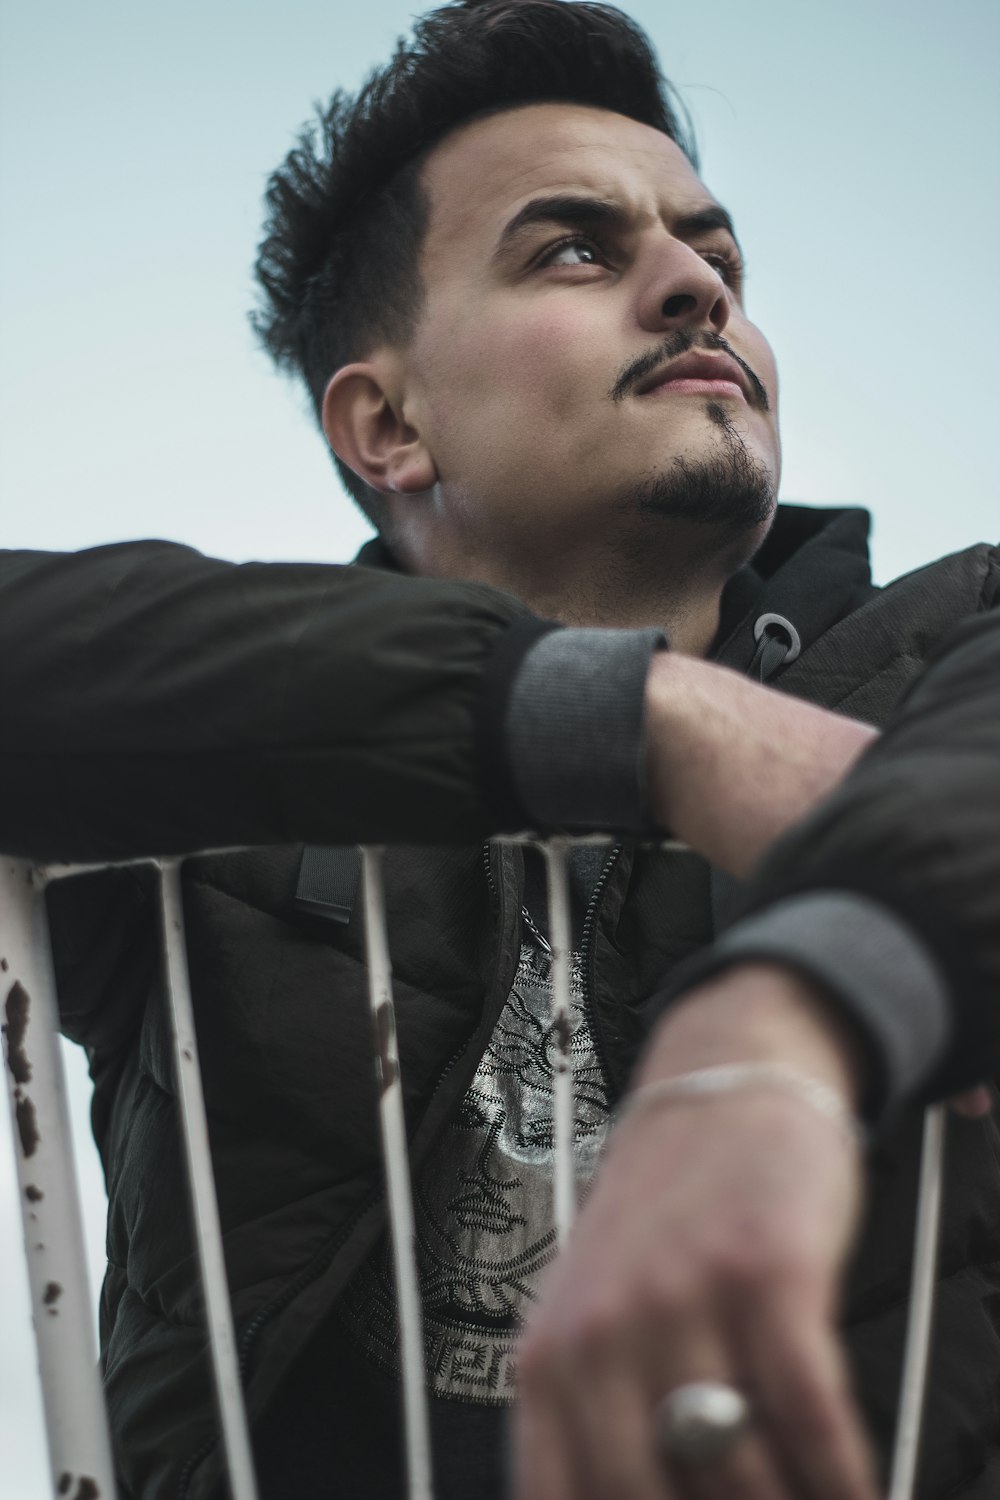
xmin=628 ymin=403 xmax=776 ymax=534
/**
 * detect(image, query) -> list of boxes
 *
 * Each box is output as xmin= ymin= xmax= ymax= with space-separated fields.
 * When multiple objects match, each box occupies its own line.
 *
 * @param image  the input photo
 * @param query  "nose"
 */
xmin=638 ymin=236 xmax=731 ymax=336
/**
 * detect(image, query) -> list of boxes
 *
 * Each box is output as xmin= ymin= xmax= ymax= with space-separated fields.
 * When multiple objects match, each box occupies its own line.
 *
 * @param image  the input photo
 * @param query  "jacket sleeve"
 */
xmin=0 ymin=541 xmax=665 ymax=861
xmin=656 ymin=552 xmax=1000 ymax=1121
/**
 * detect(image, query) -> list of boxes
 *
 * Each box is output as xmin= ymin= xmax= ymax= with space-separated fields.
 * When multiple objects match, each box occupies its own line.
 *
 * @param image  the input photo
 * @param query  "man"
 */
xmin=1 ymin=3 xmax=998 ymax=1498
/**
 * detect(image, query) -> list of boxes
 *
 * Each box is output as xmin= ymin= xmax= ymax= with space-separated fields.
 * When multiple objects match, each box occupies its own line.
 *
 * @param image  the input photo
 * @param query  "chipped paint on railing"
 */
xmin=0 ymin=858 xmax=115 ymax=1499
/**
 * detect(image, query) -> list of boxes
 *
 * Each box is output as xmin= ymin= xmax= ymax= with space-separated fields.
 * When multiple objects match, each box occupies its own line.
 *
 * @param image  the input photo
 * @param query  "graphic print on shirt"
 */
xmin=339 ymin=938 xmax=612 ymax=1402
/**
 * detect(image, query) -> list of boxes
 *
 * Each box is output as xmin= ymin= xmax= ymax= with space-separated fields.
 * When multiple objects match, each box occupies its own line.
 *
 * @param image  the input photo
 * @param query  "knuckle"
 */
xmin=633 ymin=1264 xmax=706 ymax=1332
xmin=514 ymin=1328 xmax=554 ymax=1390
xmin=709 ymin=1227 xmax=824 ymax=1297
xmin=517 ymin=1292 xmax=629 ymax=1382
xmin=568 ymin=1295 xmax=634 ymax=1363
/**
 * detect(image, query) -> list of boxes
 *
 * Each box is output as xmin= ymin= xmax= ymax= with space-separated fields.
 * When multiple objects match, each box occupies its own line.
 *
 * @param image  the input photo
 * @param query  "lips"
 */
xmin=637 ymin=351 xmax=752 ymax=403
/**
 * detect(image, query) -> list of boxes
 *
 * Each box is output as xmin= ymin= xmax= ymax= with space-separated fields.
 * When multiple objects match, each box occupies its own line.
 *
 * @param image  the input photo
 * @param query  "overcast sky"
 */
xmin=2 ymin=1 xmax=998 ymax=1493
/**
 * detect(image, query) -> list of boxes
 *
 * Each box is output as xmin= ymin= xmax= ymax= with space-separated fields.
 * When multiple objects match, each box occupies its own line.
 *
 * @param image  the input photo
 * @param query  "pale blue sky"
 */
xmin=1 ymin=1 xmax=998 ymax=1493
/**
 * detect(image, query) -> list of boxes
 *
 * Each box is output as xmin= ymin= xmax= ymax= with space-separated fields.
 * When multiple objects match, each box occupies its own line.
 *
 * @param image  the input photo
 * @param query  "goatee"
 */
xmin=627 ymin=402 xmax=775 ymax=534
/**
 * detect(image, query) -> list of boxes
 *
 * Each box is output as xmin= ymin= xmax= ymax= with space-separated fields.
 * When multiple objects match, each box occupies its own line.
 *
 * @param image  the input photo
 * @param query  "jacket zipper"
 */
xmin=176 ymin=1183 xmax=383 ymax=1499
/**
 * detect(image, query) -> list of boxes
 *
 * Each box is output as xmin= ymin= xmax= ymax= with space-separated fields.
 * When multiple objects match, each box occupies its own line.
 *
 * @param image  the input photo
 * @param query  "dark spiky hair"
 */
xmin=252 ymin=0 xmax=697 ymax=526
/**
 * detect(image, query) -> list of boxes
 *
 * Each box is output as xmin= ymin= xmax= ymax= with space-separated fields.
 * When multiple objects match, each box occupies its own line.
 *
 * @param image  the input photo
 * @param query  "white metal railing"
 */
xmin=0 ymin=845 xmax=946 ymax=1500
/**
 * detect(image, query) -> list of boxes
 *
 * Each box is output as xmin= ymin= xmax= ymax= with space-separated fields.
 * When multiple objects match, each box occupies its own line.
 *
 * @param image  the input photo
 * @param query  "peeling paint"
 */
xmin=373 ymin=1002 xmax=399 ymax=1094
xmin=3 ymin=981 xmax=32 ymax=1084
xmin=15 ymin=1091 xmax=39 ymax=1157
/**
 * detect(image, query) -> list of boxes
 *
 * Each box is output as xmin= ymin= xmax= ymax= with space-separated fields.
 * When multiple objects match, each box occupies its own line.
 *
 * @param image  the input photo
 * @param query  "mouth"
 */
xmin=636 ymin=351 xmax=753 ymax=405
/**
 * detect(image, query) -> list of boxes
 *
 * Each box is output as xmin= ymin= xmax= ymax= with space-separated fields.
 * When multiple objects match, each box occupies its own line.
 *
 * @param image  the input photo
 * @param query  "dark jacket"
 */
xmin=2 ymin=506 xmax=999 ymax=1498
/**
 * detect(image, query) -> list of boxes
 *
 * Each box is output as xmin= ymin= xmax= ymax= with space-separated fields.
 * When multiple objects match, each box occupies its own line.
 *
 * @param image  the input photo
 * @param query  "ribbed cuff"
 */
xmin=669 ymin=891 xmax=952 ymax=1123
xmin=504 ymin=626 xmax=667 ymax=832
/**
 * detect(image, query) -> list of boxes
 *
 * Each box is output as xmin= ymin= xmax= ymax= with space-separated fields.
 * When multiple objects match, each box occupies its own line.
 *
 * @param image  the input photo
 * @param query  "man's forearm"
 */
xmin=643 ymin=651 xmax=878 ymax=877
xmin=687 ymin=606 xmax=1000 ymax=1110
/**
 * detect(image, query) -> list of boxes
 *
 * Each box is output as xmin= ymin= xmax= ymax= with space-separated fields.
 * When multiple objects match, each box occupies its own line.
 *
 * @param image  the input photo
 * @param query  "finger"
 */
xmin=949 ymin=1084 xmax=994 ymax=1118
xmin=568 ymin=1361 xmax=674 ymax=1500
xmin=733 ymin=1289 xmax=878 ymax=1500
xmin=645 ymin=1320 xmax=794 ymax=1500
xmin=511 ymin=1379 xmax=579 ymax=1500
xmin=678 ymin=1431 xmax=795 ymax=1500
xmin=653 ymin=1361 xmax=796 ymax=1500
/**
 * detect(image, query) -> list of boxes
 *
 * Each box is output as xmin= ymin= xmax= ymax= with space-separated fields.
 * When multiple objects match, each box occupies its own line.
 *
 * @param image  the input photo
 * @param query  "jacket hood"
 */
xmin=713 ymin=504 xmax=877 ymax=675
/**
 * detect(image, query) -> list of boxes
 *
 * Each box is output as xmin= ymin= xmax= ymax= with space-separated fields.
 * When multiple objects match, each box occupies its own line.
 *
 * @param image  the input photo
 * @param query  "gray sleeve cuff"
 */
xmin=505 ymin=626 xmax=667 ymax=832
xmin=698 ymin=891 xmax=953 ymax=1118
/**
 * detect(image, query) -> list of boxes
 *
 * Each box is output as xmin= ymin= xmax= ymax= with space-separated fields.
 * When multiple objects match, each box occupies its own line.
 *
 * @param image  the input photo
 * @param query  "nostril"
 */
xmin=662 ymin=293 xmax=698 ymax=318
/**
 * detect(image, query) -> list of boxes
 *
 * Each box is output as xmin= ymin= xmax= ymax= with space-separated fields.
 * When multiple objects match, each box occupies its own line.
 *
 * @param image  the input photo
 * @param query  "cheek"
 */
xmin=738 ymin=321 xmax=779 ymax=410
xmin=439 ymin=300 xmax=609 ymax=423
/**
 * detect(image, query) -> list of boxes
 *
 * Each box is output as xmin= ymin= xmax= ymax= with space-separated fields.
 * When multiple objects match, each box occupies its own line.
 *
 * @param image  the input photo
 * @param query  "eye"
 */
xmin=536 ymin=234 xmax=609 ymax=269
xmin=701 ymin=247 xmax=744 ymax=290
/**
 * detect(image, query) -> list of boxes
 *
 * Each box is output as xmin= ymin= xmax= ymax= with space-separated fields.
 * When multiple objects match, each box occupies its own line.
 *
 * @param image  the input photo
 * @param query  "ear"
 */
xmin=322 ymin=360 xmax=437 ymax=495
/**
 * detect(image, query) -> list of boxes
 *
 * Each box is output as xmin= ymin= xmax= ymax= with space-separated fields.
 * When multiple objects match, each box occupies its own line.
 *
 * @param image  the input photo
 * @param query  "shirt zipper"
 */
xmin=578 ymin=843 xmax=624 ymax=1093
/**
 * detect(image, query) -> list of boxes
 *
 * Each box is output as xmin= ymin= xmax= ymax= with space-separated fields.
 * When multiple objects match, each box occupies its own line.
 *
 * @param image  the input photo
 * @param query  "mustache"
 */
xmin=608 ymin=330 xmax=771 ymax=412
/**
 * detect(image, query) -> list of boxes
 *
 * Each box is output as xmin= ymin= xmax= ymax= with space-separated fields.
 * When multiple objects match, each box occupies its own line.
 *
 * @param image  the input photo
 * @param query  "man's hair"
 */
xmin=252 ymin=0 xmax=697 ymax=527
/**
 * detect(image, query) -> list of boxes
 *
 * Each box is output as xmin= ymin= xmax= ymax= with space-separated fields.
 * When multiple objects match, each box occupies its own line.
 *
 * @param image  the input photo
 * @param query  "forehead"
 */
xmin=418 ymin=102 xmax=716 ymax=276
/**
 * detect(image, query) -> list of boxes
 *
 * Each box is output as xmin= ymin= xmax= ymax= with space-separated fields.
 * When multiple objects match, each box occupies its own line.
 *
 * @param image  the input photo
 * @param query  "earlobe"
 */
xmin=322 ymin=362 xmax=437 ymax=495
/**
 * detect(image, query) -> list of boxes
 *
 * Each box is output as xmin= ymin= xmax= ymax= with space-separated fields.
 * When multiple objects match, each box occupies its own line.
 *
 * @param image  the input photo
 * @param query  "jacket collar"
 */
xmin=712 ymin=504 xmax=876 ymax=675
xmin=352 ymin=503 xmax=878 ymax=681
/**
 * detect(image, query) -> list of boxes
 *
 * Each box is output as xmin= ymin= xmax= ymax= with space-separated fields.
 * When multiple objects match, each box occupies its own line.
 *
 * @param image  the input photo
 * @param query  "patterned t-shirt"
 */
xmin=339 ymin=932 xmax=613 ymax=1402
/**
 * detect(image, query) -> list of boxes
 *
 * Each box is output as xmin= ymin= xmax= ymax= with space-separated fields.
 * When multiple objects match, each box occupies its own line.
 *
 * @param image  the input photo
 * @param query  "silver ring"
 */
xmin=656 ymin=1381 xmax=751 ymax=1466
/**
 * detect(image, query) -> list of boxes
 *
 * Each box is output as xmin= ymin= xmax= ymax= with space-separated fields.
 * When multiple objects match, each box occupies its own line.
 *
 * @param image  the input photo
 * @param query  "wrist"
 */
xmin=642 ymin=651 xmax=705 ymax=833
xmin=636 ymin=960 xmax=866 ymax=1113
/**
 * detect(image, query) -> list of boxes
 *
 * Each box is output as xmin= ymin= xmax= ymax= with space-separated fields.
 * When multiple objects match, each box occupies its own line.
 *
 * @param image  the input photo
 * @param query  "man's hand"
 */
xmin=514 ymin=963 xmax=880 ymax=1500
xmin=644 ymin=653 xmax=879 ymax=878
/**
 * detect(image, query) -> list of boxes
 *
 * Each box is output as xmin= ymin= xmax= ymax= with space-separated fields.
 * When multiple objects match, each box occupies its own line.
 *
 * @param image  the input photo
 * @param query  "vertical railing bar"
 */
xmin=888 ymin=1103 xmax=947 ymax=1500
xmin=360 ymin=846 xmax=434 ymax=1500
xmin=541 ymin=837 xmax=575 ymax=1246
xmin=0 ymin=858 xmax=116 ymax=1500
xmin=3 ymin=837 xmax=945 ymax=1500
xmin=158 ymin=859 xmax=260 ymax=1500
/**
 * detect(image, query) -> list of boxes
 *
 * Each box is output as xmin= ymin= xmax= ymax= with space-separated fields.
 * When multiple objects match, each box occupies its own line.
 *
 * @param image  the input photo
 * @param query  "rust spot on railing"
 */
xmin=57 ymin=1478 xmax=99 ymax=1500
xmin=14 ymin=1090 xmax=40 ymax=1157
xmin=552 ymin=1012 xmax=572 ymax=1053
xmin=44 ymin=1280 xmax=62 ymax=1310
xmin=25 ymin=1184 xmax=43 ymax=1202
xmin=3 ymin=981 xmax=32 ymax=1084
xmin=373 ymin=1002 xmax=399 ymax=1094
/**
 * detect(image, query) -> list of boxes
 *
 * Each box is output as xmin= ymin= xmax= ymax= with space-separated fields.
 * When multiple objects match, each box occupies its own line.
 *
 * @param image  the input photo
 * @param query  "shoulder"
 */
xmin=780 ymin=541 xmax=999 ymax=725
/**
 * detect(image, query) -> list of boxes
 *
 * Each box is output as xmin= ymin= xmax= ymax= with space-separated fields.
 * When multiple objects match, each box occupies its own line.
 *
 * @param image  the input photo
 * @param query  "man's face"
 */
xmin=399 ymin=103 xmax=781 ymax=567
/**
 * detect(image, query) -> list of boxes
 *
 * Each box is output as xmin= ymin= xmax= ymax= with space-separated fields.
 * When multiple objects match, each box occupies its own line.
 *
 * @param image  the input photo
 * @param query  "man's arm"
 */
xmin=1 ymin=541 xmax=879 ymax=863
xmin=642 ymin=650 xmax=879 ymax=878
xmin=0 ymin=540 xmax=525 ymax=858
xmin=654 ymin=600 xmax=1000 ymax=1114
xmin=515 ymin=600 xmax=1000 ymax=1500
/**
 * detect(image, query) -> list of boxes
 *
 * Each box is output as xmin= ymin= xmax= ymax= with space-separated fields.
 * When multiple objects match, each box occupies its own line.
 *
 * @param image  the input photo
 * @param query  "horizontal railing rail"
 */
xmin=0 ymin=845 xmax=945 ymax=1500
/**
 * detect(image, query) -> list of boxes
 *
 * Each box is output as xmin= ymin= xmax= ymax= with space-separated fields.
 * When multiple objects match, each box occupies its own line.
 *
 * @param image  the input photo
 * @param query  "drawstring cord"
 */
xmin=748 ymin=612 xmax=802 ymax=682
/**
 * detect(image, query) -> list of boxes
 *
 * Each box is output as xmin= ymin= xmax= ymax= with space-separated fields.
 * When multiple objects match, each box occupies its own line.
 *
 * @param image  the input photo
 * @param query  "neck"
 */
xmin=392 ymin=510 xmax=762 ymax=659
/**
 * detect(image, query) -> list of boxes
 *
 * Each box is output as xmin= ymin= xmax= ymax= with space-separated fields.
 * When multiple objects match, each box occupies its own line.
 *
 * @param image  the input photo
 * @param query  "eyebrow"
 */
xmin=493 ymin=193 xmax=741 ymax=260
